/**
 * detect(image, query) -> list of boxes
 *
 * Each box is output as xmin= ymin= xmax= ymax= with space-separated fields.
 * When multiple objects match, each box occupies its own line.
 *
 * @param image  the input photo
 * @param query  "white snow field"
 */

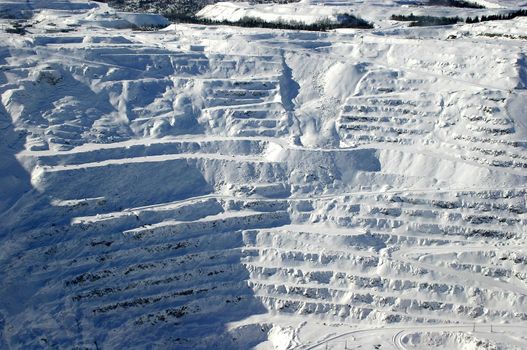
xmin=1 ymin=0 xmax=527 ymax=349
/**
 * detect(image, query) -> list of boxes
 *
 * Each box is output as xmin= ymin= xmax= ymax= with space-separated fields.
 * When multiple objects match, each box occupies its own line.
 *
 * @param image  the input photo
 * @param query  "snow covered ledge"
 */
xmin=63 ymin=2 xmax=170 ymax=29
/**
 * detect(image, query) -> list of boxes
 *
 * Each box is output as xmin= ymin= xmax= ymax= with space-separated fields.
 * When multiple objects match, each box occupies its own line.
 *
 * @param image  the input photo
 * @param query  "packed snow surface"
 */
xmin=1 ymin=0 xmax=527 ymax=349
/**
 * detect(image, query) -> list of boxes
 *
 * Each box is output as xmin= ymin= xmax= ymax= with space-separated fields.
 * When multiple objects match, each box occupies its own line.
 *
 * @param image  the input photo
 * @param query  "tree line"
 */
xmin=428 ymin=0 xmax=485 ymax=9
xmin=390 ymin=14 xmax=461 ymax=26
xmin=392 ymin=9 xmax=527 ymax=27
xmin=466 ymin=9 xmax=527 ymax=23
xmin=164 ymin=12 xmax=374 ymax=31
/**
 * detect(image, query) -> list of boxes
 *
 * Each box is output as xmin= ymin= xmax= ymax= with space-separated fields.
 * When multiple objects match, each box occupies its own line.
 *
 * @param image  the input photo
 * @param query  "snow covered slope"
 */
xmin=197 ymin=2 xmax=353 ymax=25
xmin=1 ymin=0 xmax=527 ymax=349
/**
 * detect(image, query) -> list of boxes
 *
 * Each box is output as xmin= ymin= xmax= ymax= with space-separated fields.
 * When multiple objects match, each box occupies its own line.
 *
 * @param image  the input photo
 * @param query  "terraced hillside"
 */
xmin=1 ymin=0 xmax=527 ymax=349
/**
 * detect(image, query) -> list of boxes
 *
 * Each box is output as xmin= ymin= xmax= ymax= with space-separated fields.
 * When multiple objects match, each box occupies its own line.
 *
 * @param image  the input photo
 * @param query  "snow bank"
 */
xmin=117 ymin=12 xmax=170 ymax=28
xmin=401 ymin=331 xmax=504 ymax=349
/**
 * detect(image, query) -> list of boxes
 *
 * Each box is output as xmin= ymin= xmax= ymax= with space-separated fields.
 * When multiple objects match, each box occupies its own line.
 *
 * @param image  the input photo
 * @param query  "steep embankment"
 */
xmin=0 ymin=0 xmax=526 ymax=349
